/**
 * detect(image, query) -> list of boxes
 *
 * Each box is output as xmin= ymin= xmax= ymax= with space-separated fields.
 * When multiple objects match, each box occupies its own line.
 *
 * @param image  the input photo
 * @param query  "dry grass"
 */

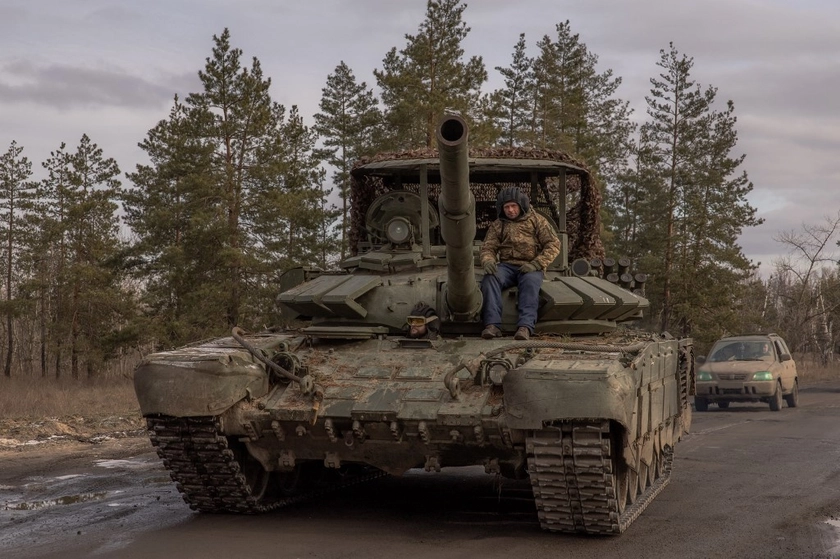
xmin=797 ymin=361 xmax=840 ymax=384
xmin=0 ymin=375 xmax=141 ymax=419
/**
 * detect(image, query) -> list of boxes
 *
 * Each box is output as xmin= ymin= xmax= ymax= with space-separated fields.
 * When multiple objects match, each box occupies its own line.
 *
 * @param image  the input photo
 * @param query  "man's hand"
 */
xmin=519 ymin=262 xmax=539 ymax=273
xmin=483 ymin=260 xmax=498 ymax=275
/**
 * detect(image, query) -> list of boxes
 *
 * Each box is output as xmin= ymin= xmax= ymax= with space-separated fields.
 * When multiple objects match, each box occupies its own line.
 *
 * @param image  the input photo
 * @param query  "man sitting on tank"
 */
xmin=479 ymin=187 xmax=561 ymax=341
xmin=405 ymin=302 xmax=440 ymax=339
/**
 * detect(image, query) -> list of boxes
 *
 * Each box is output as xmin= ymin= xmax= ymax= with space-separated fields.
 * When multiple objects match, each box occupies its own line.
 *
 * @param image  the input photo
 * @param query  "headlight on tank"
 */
xmin=697 ymin=370 xmax=713 ymax=381
xmin=479 ymin=359 xmax=511 ymax=386
xmin=488 ymin=363 xmax=509 ymax=385
xmin=385 ymin=217 xmax=412 ymax=244
xmin=752 ymin=371 xmax=773 ymax=381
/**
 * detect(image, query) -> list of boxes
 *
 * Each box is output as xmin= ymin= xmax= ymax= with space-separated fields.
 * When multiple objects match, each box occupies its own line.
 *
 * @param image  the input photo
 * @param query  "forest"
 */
xmin=0 ymin=0 xmax=837 ymax=381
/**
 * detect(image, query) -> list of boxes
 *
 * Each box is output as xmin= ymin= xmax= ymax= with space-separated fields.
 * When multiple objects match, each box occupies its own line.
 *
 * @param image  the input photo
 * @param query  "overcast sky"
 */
xmin=2 ymin=0 xmax=838 ymax=273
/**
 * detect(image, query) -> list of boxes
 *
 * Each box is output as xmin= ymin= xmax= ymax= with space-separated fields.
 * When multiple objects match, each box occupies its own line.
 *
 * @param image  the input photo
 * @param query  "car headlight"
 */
xmin=752 ymin=371 xmax=773 ymax=381
xmin=697 ymin=370 xmax=713 ymax=381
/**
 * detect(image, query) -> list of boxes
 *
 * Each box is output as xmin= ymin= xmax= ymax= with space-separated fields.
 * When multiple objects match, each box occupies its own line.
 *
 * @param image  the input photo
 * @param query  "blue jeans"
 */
xmin=481 ymin=262 xmax=543 ymax=332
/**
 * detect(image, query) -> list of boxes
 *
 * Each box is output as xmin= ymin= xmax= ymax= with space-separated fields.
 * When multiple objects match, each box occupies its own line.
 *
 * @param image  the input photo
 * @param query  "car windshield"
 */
xmin=708 ymin=341 xmax=773 ymax=362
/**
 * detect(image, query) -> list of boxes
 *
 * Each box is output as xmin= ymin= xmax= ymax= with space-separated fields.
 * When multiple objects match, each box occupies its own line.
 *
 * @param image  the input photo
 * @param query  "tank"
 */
xmin=133 ymin=113 xmax=695 ymax=534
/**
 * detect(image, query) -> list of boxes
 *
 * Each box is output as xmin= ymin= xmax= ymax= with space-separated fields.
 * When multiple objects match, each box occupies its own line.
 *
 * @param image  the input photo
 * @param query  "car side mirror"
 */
xmin=696 ymin=355 xmax=706 ymax=365
xmin=780 ymin=353 xmax=792 ymax=362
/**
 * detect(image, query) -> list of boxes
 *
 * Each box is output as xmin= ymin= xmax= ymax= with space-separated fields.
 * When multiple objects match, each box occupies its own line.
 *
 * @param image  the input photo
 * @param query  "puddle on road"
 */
xmin=95 ymin=458 xmax=152 ymax=470
xmin=3 ymin=491 xmax=108 ymax=511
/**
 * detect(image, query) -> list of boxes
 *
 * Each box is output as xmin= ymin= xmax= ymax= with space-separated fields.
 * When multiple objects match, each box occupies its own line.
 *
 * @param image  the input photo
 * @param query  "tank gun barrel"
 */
xmin=436 ymin=114 xmax=482 ymax=321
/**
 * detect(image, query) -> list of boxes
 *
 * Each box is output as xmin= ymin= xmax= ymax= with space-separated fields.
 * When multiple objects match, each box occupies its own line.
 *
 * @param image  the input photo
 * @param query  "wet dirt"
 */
xmin=0 ymin=433 xmax=190 ymax=559
xmin=4 ymin=384 xmax=840 ymax=558
xmin=0 ymin=415 xmax=145 ymax=449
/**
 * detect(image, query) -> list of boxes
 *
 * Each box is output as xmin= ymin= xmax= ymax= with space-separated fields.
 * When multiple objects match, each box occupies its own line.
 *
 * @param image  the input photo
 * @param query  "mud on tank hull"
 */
xmin=134 ymin=330 xmax=693 ymax=534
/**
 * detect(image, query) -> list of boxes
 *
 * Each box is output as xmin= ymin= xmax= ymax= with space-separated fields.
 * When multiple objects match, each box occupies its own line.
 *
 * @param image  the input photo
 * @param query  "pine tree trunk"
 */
xmin=661 ymin=184 xmax=675 ymax=333
xmin=341 ymin=190 xmax=348 ymax=262
xmin=4 ymin=202 xmax=12 ymax=377
xmin=40 ymin=286 xmax=47 ymax=377
xmin=226 ymin=143 xmax=242 ymax=328
xmin=4 ymin=314 xmax=12 ymax=378
xmin=55 ymin=341 xmax=62 ymax=379
xmin=71 ymin=280 xmax=80 ymax=380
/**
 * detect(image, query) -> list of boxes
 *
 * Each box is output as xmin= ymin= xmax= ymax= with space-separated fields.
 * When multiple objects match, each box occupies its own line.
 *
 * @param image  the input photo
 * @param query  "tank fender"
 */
xmin=503 ymin=366 xmax=662 ymax=473
xmin=134 ymin=353 xmax=269 ymax=417
xmin=501 ymin=361 xmax=636 ymax=431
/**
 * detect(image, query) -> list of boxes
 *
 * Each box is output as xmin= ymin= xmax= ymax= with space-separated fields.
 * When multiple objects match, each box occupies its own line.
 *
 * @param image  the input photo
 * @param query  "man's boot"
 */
xmin=514 ymin=327 xmax=530 ymax=340
xmin=481 ymin=325 xmax=502 ymax=339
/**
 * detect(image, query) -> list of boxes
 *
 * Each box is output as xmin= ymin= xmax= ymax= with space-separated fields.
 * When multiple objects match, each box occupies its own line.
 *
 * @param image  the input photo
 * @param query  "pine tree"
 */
xmin=529 ymin=23 xmax=587 ymax=152
xmin=35 ymin=143 xmax=74 ymax=378
xmin=123 ymin=97 xmax=226 ymax=346
xmin=126 ymin=29 xmax=335 ymax=343
xmin=493 ymin=33 xmax=535 ymax=148
xmin=0 ymin=142 xmax=37 ymax=377
xmin=249 ymin=106 xmax=332 ymax=269
xmin=313 ymin=61 xmax=381 ymax=260
xmin=636 ymin=44 xmax=760 ymax=337
xmin=32 ymin=136 xmax=127 ymax=378
xmin=66 ymin=135 xmax=125 ymax=378
xmin=607 ymin=150 xmax=647 ymax=259
xmin=581 ymin=59 xmax=635 ymax=191
xmin=524 ymin=22 xmax=635 ymax=175
xmin=374 ymin=0 xmax=487 ymax=149
xmin=245 ymin=105 xmax=336 ymax=323
xmin=185 ymin=28 xmax=277 ymax=329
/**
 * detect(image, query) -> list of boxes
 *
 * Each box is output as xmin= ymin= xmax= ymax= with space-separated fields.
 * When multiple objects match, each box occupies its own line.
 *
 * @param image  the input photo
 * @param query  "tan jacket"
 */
xmin=480 ymin=210 xmax=561 ymax=270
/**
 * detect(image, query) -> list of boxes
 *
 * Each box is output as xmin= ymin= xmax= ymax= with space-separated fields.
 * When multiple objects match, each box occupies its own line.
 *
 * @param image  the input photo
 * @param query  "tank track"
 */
xmin=527 ymin=420 xmax=673 ymax=534
xmin=147 ymin=416 xmax=385 ymax=513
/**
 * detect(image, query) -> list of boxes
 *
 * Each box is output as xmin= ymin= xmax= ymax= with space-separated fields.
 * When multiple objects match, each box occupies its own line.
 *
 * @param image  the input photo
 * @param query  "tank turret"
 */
xmin=436 ymin=114 xmax=481 ymax=321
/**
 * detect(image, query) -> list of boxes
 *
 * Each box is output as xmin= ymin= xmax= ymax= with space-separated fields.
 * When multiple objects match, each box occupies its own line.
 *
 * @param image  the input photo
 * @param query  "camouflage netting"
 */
xmin=349 ymin=147 xmax=604 ymax=261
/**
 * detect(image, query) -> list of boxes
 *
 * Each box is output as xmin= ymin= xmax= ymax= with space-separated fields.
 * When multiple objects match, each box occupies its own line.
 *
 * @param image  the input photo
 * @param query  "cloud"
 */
xmin=0 ymin=60 xmax=193 ymax=110
xmin=1 ymin=0 xmax=837 ymax=276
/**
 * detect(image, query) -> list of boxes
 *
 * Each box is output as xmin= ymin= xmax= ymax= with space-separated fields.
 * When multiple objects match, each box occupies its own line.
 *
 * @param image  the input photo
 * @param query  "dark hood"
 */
xmin=495 ymin=187 xmax=530 ymax=220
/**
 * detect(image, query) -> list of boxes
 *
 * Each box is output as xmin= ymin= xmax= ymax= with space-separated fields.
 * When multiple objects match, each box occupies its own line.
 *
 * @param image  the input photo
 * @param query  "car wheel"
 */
xmin=769 ymin=381 xmax=783 ymax=411
xmin=784 ymin=380 xmax=799 ymax=408
xmin=695 ymin=397 xmax=709 ymax=412
xmin=717 ymin=401 xmax=730 ymax=409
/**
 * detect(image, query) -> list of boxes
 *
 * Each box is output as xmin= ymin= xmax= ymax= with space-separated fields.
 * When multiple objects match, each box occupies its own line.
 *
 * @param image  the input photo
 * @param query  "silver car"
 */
xmin=694 ymin=334 xmax=798 ymax=411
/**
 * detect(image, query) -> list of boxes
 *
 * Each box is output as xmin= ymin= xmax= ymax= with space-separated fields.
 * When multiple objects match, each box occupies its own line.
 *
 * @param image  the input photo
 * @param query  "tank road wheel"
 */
xmin=276 ymin=465 xmax=305 ymax=497
xmin=769 ymin=381 xmax=783 ymax=412
xmin=615 ymin=466 xmax=629 ymax=513
xmin=694 ymin=397 xmax=709 ymax=412
xmin=784 ymin=381 xmax=799 ymax=408
xmin=614 ymin=446 xmax=639 ymax=513
xmin=637 ymin=458 xmax=650 ymax=493
xmin=228 ymin=437 xmax=277 ymax=504
xmin=717 ymin=401 xmax=730 ymax=409
xmin=647 ymin=450 xmax=660 ymax=487
xmin=240 ymin=453 xmax=271 ymax=501
xmin=229 ymin=443 xmax=334 ymax=505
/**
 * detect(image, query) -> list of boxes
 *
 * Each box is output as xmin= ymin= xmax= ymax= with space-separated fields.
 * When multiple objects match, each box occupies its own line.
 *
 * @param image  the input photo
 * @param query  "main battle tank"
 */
xmin=134 ymin=114 xmax=694 ymax=534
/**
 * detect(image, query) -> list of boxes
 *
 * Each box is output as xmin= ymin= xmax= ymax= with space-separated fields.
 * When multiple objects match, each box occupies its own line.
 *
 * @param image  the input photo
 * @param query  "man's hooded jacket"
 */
xmin=479 ymin=187 xmax=561 ymax=270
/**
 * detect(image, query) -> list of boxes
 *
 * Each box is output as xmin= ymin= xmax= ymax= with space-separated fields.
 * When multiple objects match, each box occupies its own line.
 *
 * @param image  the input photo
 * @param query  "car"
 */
xmin=694 ymin=334 xmax=798 ymax=412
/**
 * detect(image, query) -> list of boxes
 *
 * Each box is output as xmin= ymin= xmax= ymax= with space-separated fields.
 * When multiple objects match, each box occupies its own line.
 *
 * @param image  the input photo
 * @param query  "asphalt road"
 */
xmin=3 ymin=381 xmax=840 ymax=559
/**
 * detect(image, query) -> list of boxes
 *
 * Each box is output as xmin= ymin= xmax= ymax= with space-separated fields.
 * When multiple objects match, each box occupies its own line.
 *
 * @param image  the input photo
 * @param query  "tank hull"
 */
xmin=135 ymin=332 xmax=692 ymax=533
